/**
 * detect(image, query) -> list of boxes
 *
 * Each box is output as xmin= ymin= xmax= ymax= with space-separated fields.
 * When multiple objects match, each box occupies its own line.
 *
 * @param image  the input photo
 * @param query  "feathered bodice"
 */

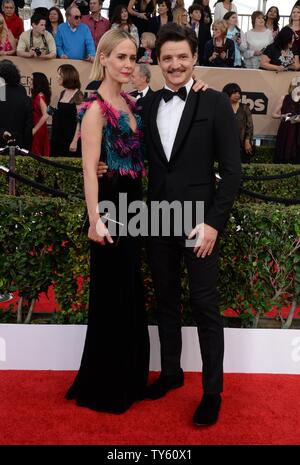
xmin=78 ymin=92 xmax=146 ymax=178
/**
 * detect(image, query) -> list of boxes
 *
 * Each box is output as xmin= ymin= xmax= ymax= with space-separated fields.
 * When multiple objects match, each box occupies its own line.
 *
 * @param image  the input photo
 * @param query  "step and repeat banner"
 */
xmin=2 ymin=56 xmax=298 ymax=136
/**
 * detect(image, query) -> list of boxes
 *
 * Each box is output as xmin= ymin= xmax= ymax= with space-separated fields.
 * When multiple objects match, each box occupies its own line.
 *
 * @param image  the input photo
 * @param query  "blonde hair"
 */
xmin=0 ymin=13 xmax=9 ymax=43
xmin=141 ymin=32 xmax=156 ymax=49
xmin=288 ymin=76 xmax=300 ymax=95
xmin=289 ymin=6 xmax=300 ymax=26
xmin=172 ymin=7 xmax=188 ymax=26
xmin=90 ymin=29 xmax=137 ymax=81
xmin=212 ymin=19 xmax=228 ymax=37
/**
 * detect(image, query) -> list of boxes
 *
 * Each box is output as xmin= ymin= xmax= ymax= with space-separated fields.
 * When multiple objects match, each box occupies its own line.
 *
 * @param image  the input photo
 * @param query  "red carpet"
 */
xmin=0 ymin=371 xmax=300 ymax=445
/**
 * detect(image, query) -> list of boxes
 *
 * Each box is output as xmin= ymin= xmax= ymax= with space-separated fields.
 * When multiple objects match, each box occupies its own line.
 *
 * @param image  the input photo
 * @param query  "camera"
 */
xmin=75 ymin=0 xmax=87 ymax=5
xmin=34 ymin=47 xmax=42 ymax=56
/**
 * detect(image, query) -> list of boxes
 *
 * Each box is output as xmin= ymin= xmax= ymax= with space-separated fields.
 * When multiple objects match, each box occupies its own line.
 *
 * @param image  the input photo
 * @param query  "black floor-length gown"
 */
xmin=275 ymin=94 xmax=300 ymax=164
xmin=66 ymin=92 xmax=150 ymax=413
xmin=51 ymin=90 xmax=83 ymax=157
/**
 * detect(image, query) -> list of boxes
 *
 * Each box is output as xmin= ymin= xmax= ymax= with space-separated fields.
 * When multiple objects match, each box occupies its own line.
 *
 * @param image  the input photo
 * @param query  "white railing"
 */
xmin=238 ymin=13 xmax=290 ymax=33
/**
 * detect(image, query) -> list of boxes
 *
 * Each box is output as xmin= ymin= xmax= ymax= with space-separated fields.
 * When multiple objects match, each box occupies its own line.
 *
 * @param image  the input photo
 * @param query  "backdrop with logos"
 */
xmin=2 ymin=57 xmax=299 ymax=136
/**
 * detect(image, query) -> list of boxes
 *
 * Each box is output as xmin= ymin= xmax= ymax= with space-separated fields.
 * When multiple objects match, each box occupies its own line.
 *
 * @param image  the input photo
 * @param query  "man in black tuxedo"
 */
xmin=97 ymin=24 xmax=241 ymax=426
xmin=130 ymin=63 xmax=154 ymax=100
xmin=141 ymin=23 xmax=241 ymax=426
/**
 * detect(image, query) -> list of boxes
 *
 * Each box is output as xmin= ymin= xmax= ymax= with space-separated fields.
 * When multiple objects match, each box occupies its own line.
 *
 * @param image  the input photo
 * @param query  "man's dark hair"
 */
xmin=222 ymin=82 xmax=241 ymax=98
xmin=157 ymin=0 xmax=172 ymax=12
xmin=156 ymin=23 xmax=198 ymax=58
xmin=188 ymin=4 xmax=203 ymax=16
xmin=0 ymin=59 xmax=21 ymax=86
xmin=32 ymin=72 xmax=51 ymax=106
xmin=111 ymin=5 xmax=133 ymax=26
xmin=31 ymin=12 xmax=46 ymax=26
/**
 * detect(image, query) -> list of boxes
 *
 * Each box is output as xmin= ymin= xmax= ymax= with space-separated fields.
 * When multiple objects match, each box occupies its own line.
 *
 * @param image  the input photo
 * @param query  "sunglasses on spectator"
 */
xmin=73 ymin=15 xmax=81 ymax=19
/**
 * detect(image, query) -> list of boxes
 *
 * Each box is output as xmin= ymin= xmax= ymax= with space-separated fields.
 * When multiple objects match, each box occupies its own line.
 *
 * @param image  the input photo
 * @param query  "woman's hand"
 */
xmin=138 ymin=13 xmax=148 ymax=20
xmin=97 ymin=161 xmax=108 ymax=177
xmin=244 ymin=140 xmax=252 ymax=155
xmin=277 ymin=65 xmax=286 ymax=72
xmin=209 ymin=52 xmax=219 ymax=61
xmin=192 ymin=79 xmax=209 ymax=92
xmin=88 ymin=220 xmax=113 ymax=246
xmin=69 ymin=140 xmax=77 ymax=152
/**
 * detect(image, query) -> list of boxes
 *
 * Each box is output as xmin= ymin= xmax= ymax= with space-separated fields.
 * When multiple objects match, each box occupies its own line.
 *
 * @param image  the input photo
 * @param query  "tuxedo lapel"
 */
xmin=169 ymin=89 xmax=198 ymax=164
xmin=149 ymin=89 xmax=169 ymax=165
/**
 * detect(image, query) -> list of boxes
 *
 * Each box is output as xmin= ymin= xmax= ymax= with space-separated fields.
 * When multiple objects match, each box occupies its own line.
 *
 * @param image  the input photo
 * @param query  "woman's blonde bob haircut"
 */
xmin=90 ymin=29 xmax=138 ymax=81
xmin=212 ymin=19 xmax=228 ymax=37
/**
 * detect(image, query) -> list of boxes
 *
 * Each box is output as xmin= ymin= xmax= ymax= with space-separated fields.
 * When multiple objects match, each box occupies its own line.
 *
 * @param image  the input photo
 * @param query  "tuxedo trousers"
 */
xmin=147 ymin=235 xmax=224 ymax=394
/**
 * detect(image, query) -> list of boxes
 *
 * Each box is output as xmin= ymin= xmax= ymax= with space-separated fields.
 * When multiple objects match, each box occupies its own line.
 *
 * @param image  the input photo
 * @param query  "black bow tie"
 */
xmin=162 ymin=86 xmax=187 ymax=102
xmin=137 ymin=91 xmax=143 ymax=98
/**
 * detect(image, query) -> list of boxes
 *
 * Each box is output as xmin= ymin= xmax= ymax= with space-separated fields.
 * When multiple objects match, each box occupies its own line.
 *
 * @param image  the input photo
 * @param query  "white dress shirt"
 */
xmin=157 ymin=78 xmax=193 ymax=161
xmin=136 ymin=86 xmax=149 ymax=99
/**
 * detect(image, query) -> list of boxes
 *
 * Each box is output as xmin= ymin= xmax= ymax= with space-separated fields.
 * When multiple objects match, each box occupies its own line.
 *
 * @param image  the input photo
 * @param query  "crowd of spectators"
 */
xmin=1 ymin=0 xmax=300 ymax=70
xmin=1 ymin=0 xmax=300 ymax=163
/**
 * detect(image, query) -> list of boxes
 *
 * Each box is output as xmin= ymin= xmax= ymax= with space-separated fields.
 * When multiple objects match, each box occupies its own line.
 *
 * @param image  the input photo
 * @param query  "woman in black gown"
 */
xmin=50 ymin=64 xmax=83 ymax=157
xmin=128 ymin=0 xmax=156 ymax=37
xmin=65 ymin=29 xmax=150 ymax=414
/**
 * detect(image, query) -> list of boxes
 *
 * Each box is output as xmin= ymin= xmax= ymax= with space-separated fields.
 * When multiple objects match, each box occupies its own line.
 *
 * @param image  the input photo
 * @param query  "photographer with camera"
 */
xmin=17 ymin=12 xmax=56 ymax=58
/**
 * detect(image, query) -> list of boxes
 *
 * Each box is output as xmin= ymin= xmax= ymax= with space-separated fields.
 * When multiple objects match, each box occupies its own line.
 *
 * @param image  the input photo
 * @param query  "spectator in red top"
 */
xmin=81 ymin=0 xmax=109 ymax=48
xmin=2 ymin=0 xmax=24 ymax=41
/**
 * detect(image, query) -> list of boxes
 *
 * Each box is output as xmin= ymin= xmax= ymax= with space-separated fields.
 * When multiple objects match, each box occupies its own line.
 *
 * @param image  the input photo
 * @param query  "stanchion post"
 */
xmin=8 ymin=145 xmax=16 ymax=196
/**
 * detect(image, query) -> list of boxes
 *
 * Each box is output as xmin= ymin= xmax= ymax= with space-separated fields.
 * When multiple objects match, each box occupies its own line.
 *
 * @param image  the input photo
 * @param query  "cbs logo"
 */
xmin=241 ymin=92 xmax=268 ymax=115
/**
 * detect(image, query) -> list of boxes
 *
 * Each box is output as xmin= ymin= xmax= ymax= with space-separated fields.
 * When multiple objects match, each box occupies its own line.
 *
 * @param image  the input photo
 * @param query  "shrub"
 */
xmin=0 ymin=196 xmax=299 ymax=328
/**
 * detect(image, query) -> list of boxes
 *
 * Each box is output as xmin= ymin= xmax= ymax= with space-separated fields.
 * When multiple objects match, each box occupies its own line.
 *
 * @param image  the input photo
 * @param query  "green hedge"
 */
xmin=0 ymin=156 xmax=83 ymax=197
xmin=0 ymin=195 xmax=299 ymax=328
xmin=0 ymin=154 xmax=299 ymax=201
xmin=237 ymin=163 xmax=300 ymax=203
xmin=251 ymin=146 xmax=275 ymax=164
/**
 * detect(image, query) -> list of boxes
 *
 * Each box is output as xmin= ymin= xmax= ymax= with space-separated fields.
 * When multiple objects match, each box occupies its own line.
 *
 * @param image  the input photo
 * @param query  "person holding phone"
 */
xmin=203 ymin=19 xmax=235 ymax=67
xmin=224 ymin=11 xmax=246 ymax=67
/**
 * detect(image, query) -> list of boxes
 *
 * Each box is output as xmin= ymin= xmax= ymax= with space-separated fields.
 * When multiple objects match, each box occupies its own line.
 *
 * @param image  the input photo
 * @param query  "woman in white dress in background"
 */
xmin=243 ymin=10 xmax=273 ymax=69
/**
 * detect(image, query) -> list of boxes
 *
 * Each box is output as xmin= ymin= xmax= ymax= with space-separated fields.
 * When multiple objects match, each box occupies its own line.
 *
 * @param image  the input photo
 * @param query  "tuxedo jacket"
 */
xmin=130 ymin=88 xmax=154 ymax=99
xmin=0 ymin=85 xmax=32 ymax=149
xmin=141 ymin=87 xmax=241 ymax=232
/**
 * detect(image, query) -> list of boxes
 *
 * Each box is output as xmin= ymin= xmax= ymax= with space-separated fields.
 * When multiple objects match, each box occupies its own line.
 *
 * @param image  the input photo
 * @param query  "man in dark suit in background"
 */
xmin=130 ymin=63 xmax=154 ymax=100
xmin=0 ymin=60 xmax=32 ymax=149
xmin=142 ymin=23 xmax=241 ymax=426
